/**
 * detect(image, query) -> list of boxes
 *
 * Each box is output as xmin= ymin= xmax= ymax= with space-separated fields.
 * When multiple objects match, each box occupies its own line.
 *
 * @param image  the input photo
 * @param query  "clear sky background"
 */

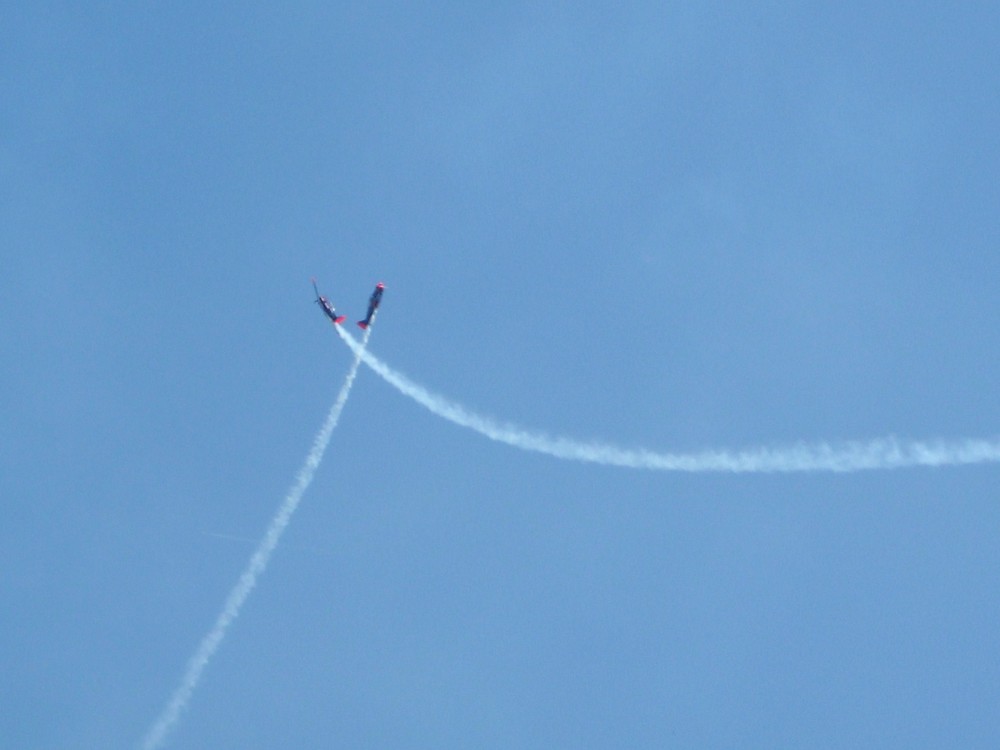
xmin=4 ymin=3 xmax=1000 ymax=748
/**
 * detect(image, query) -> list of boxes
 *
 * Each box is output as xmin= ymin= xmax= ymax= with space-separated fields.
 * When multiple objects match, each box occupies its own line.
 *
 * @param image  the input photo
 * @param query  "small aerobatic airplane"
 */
xmin=357 ymin=282 xmax=385 ymax=329
xmin=311 ymin=278 xmax=347 ymax=325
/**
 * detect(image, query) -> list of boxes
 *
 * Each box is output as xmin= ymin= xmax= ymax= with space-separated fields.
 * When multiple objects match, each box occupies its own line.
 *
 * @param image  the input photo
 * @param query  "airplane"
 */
xmin=357 ymin=282 xmax=385 ymax=329
xmin=311 ymin=278 xmax=347 ymax=325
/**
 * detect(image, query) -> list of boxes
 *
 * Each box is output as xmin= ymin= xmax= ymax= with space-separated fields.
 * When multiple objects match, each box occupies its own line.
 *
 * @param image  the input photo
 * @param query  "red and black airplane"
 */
xmin=357 ymin=282 xmax=385 ymax=329
xmin=311 ymin=278 xmax=347 ymax=325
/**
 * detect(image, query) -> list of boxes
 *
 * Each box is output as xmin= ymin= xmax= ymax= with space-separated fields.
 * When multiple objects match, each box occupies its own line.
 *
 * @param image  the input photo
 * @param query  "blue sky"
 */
xmin=4 ymin=3 xmax=1000 ymax=748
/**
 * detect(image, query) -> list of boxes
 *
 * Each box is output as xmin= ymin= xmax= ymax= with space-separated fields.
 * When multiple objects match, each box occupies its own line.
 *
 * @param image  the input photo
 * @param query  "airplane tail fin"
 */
xmin=334 ymin=316 xmax=346 ymax=325
xmin=357 ymin=321 xmax=369 ymax=330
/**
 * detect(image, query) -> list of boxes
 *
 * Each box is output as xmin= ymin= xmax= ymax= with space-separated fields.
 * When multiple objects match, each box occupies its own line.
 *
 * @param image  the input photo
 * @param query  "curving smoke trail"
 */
xmin=335 ymin=327 xmax=1000 ymax=473
xmin=140 ymin=325 xmax=374 ymax=750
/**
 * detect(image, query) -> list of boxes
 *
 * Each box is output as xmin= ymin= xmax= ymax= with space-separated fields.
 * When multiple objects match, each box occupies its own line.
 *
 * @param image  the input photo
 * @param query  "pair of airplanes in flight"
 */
xmin=312 ymin=278 xmax=384 ymax=329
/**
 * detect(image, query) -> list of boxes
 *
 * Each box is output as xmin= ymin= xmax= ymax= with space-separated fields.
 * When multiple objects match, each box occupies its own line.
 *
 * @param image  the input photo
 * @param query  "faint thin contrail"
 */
xmin=336 ymin=327 xmax=1000 ymax=473
xmin=140 ymin=325 xmax=374 ymax=750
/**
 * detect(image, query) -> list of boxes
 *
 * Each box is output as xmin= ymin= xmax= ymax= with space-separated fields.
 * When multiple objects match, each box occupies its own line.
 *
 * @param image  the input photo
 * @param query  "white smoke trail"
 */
xmin=140 ymin=326 xmax=373 ymax=750
xmin=336 ymin=327 xmax=1000 ymax=473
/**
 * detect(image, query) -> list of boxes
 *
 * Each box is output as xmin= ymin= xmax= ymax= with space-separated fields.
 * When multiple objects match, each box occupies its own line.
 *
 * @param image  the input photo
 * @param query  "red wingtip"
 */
xmin=357 ymin=321 xmax=368 ymax=329
xmin=334 ymin=316 xmax=346 ymax=325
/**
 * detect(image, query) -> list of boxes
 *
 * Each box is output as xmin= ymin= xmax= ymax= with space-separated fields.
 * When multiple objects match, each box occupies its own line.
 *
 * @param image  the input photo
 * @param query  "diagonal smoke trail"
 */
xmin=336 ymin=327 xmax=1000 ymax=473
xmin=140 ymin=325 xmax=374 ymax=750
